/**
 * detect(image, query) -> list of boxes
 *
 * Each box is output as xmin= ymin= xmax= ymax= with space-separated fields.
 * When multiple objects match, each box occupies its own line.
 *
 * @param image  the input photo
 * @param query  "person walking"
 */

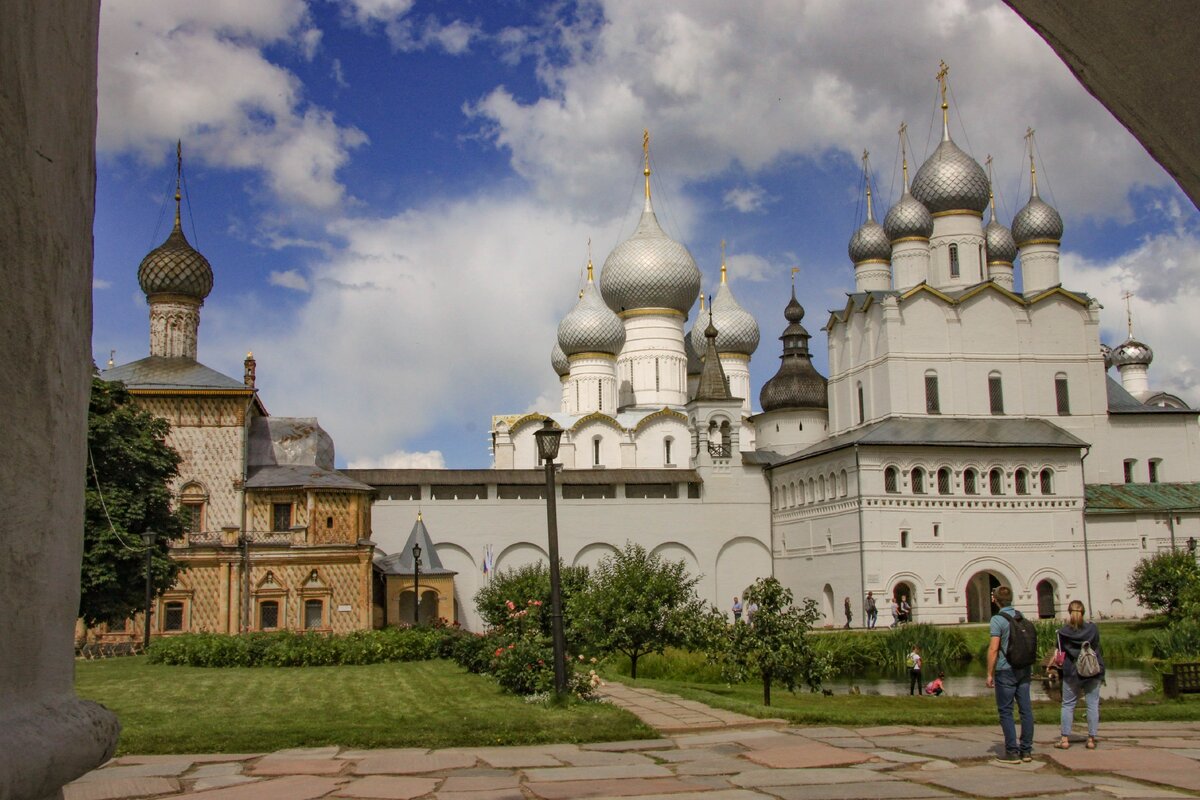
xmin=908 ymin=644 xmax=923 ymax=695
xmin=899 ymin=595 xmax=911 ymax=624
xmin=1055 ymin=600 xmax=1104 ymax=750
xmin=732 ymin=596 xmax=743 ymax=623
xmin=865 ymin=591 xmax=878 ymax=629
xmin=889 ymin=596 xmax=900 ymax=628
xmin=844 ymin=596 xmax=853 ymax=629
xmin=986 ymin=585 xmax=1035 ymax=764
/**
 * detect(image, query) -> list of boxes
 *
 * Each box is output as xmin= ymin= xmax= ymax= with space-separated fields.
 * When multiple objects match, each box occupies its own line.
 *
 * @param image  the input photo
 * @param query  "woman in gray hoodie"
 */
xmin=1055 ymin=600 xmax=1104 ymax=749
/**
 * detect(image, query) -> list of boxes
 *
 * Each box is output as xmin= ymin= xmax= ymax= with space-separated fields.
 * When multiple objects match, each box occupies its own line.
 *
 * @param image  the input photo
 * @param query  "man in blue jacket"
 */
xmin=985 ymin=585 xmax=1033 ymax=763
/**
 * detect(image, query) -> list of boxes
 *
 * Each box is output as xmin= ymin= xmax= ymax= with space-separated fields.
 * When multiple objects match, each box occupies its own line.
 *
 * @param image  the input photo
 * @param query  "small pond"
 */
xmin=823 ymin=663 xmax=1155 ymax=699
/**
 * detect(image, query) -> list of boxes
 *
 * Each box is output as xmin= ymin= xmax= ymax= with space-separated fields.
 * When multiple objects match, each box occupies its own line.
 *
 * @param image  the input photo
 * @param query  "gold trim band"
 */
xmin=931 ymin=209 xmax=983 ymax=219
xmin=618 ymin=307 xmax=687 ymax=319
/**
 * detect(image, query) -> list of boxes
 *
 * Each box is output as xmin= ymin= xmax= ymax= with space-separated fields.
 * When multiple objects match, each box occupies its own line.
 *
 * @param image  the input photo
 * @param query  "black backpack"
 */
xmin=1000 ymin=610 xmax=1038 ymax=669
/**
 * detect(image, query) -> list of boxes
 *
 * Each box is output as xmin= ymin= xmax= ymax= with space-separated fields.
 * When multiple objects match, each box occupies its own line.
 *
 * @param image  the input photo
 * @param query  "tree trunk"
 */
xmin=631 ymin=652 xmax=638 ymax=679
xmin=763 ymin=670 xmax=771 ymax=706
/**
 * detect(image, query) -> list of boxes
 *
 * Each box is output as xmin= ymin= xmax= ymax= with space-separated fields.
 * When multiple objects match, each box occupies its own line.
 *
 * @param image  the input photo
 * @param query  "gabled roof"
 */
xmin=1086 ymin=482 xmax=1200 ymax=514
xmin=103 ymin=356 xmax=247 ymax=391
xmin=768 ymin=416 xmax=1088 ymax=467
xmin=245 ymin=464 xmax=372 ymax=492
xmin=375 ymin=514 xmax=456 ymax=576
xmin=1106 ymin=376 xmax=1196 ymax=414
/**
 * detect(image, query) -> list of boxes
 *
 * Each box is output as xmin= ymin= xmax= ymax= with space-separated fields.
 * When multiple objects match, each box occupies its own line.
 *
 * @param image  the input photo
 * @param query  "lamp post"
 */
xmin=141 ymin=530 xmax=158 ymax=651
xmin=412 ymin=542 xmax=422 ymax=625
xmin=533 ymin=419 xmax=567 ymax=697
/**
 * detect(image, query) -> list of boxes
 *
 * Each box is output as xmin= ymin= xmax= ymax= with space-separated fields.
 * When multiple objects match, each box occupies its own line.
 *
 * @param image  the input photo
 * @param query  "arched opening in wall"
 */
xmin=822 ymin=584 xmax=835 ymax=624
xmin=964 ymin=468 xmax=978 ymax=495
xmin=857 ymin=382 xmax=865 ymax=424
xmin=937 ymin=467 xmax=951 ymax=495
xmin=664 ymin=436 xmax=674 ymax=466
xmin=818 ymin=475 xmax=826 ymax=501
xmin=420 ymin=590 xmax=440 ymax=624
xmin=1036 ymin=580 xmax=1056 ymax=619
xmin=989 ymin=468 xmax=1004 ymax=495
xmin=948 ymin=243 xmax=960 ymax=278
xmin=965 ymin=571 xmax=1003 ymax=623
xmin=892 ymin=582 xmax=915 ymax=623
xmin=1149 ymin=458 xmax=1161 ymax=483
xmin=884 ymin=466 xmax=899 ymax=493
xmin=911 ymin=467 xmax=926 ymax=494
xmin=1040 ymin=468 xmax=1054 ymax=495
xmin=1055 ymin=373 xmax=1070 ymax=415
xmin=593 ymin=436 xmax=602 ymax=467
xmin=1015 ymin=468 xmax=1029 ymax=495
xmin=925 ymin=370 xmax=940 ymax=414
xmin=840 ymin=470 xmax=848 ymax=497
xmin=988 ymin=372 xmax=1005 ymax=415
xmin=397 ymin=591 xmax=416 ymax=624
xmin=1110 ymin=599 xmax=1124 ymax=618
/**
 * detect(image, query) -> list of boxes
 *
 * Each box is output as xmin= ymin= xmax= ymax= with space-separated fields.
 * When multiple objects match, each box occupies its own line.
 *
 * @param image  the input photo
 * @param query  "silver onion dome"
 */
xmin=911 ymin=138 xmax=990 ymax=215
xmin=760 ymin=289 xmax=828 ymax=411
xmin=984 ymin=218 xmax=1017 ymax=264
xmin=551 ymin=342 xmax=569 ymax=377
xmin=600 ymin=197 xmax=701 ymax=315
xmin=884 ymin=191 xmax=933 ymax=242
xmin=138 ymin=219 xmax=214 ymax=300
xmin=558 ymin=270 xmax=625 ymax=356
xmin=848 ymin=219 xmax=891 ymax=263
xmin=685 ymin=294 xmax=704 ymax=375
xmin=706 ymin=268 xmax=760 ymax=356
xmin=1012 ymin=194 xmax=1063 ymax=245
xmin=1110 ymin=338 xmax=1153 ymax=368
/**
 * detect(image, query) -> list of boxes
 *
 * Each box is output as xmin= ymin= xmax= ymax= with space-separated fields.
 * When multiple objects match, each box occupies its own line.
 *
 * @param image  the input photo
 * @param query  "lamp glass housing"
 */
xmin=533 ymin=420 xmax=563 ymax=462
xmin=141 ymin=530 xmax=157 ymax=547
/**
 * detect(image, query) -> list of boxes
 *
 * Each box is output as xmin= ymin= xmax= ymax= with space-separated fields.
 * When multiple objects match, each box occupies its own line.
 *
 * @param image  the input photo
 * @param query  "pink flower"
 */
xmin=505 ymin=600 xmax=515 ymax=610
xmin=494 ymin=648 xmax=504 ymax=657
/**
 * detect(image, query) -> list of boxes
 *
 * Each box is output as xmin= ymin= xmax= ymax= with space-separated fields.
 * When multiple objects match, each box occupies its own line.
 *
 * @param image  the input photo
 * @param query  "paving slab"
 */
xmin=331 ymin=775 xmax=440 ymax=798
xmin=1113 ymin=769 xmax=1200 ymax=793
xmin=73 ymin=762 xmax=193 ymax=781
xmin=1134 ymin=737 xmax=1200 ymax=749
xmin=920 ymin=764 xmax=1088 ymax=797
xmin=585 ymin=792 xmax=771 ymax=800
xmin=524 ymin=776 xmax=717 ymax=799
xmin=741 ymin=740 xmax=873 ymax=769
xmin=730 ymin=767 xmax=896 ymax=788
xmin=523 ymin=763 xmax=673 ymax=782
xmin=855 ymin=726 xmax=914 ymax=738
xmin=115 ymin=755 xmax=260 ymax=765
xmin=556 ymin=749 xmax=658 ymax=766
xmin=673 ymin=757 xmax=751 ymax=776
xmin=459 ymin=744 xmax=575 ymax=768
xmin=338 ymin=748 xmax=427 ymax=760
xmin=767 ymin=782 xmax=954 ymax=800
xmin=1045 ymin=746 xmax=1199 ymax=774
xmin=248 ymin=758 xmax=346 ymax=776
xmin=790 ymin=727 xmax=859 ymax=739
xmin=264 ymin=746 xmax=341 ymax=760
xmin=354 ymin=751 xmax=478 ymax=774
xmin=188 ymin=775 xmax=346 ymax=799
xmin=189 ymin=764 xmax=244 ymax=779
xmin=435 ymin=790 xmax=525 ymax=800
xmin=870 ymin=749 xmax=932 ymax=763
xmin=1166 ymin=748 xmax=1200 ymax=761
xmin=63 ymin=777 xmax=180 ymax=800
xmin=889 ymin=733 xmax=1004 ymax=760
xmin=437 ymin=773 xmax=521 ymax=792
xmin=1077 ymin=774 xmax=1196 ymax=798
xmin=814 ymin=737 xmax=876 ymax=749
xmin=581 ymin=739 xmax=673 ymax=752
xmin=189 ymin=776 xmax=260 ymax=792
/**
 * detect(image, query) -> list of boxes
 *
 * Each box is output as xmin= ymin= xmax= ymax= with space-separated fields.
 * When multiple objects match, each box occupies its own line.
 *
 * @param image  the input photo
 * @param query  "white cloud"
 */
xmin=385 ymin=16 xmax=482 ymax=54
xmin=93 ymin=278 xmax=113 ymax=290
xmin=338 ymin=0 xmax=416 ymax=26
xmin=269 ymin=270 xmax=311 ymax=292
xmin=724 ymin=185 xmax=769 ymax=213
xmin=331 ymin=57 xmax=348 ymax=88
xmin=98 ymin=0 xmax=365 ymax=209
xmin=726 ymin=253 xmax=777 ymax=284
xmin=349 ymin=449 xmax=446 ymax=469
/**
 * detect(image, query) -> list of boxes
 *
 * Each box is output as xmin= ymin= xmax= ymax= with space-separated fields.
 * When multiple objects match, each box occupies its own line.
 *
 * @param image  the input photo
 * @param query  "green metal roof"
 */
xmin=1085 ymin=482 xmax=1200 ymax=514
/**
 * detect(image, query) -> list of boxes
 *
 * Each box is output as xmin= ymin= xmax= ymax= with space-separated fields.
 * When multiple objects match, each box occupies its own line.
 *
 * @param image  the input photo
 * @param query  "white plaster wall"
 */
xmin=616 ymin=313 xmax=688 ymax=407
xmin=928 ymin=214 xmax=986 ymax=289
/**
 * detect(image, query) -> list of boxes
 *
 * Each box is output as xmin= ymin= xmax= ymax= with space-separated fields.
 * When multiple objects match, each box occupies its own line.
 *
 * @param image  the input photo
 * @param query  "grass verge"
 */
xmin=76 ymin=657 xmax=655 ymax=754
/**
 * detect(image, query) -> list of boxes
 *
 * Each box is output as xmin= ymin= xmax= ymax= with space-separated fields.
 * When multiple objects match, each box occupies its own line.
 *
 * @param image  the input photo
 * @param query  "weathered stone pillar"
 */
xmin=0 ymin=2 xmax=122 ymax=798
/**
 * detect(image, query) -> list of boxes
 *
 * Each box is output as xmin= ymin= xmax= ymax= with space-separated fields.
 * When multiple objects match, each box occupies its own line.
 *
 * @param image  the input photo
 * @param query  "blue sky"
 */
xmin=93 ymin=0 xmax=1200 ymax=469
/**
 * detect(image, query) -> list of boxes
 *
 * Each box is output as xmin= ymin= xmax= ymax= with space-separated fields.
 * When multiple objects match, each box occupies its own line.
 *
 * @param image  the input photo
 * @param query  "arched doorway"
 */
xmin=420 ymin=590 xmax=440 ymax=624
xmin=822 ymin=584 xmax=835 ymax=624
xmin=892 ymin=582 xmax=915 ymax=623
xmin=397 ymin=590 xmax=416 ymax=624
xmin=965 ymin=571 xmax=1003 ymax=622
xmin=1036 ymin=580 xmax=1056 ymax=619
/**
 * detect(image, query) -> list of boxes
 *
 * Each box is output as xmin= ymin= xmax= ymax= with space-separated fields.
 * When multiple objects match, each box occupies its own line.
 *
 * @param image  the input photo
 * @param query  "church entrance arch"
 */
xmin=1036 ymin=580 xmax=1056 ymax=619
xmin=965 ymin=571 xmax=1003 ymax=623
xmin=822 ymin=584 xmax=835 ymax=625
xmin=892 ymin=582 xmax=915 ymax=623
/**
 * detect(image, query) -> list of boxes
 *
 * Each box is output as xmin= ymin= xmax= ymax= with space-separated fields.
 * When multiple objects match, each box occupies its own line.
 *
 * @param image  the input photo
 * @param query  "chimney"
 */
xmin=244 ymin=351 xmax=256 ymax=388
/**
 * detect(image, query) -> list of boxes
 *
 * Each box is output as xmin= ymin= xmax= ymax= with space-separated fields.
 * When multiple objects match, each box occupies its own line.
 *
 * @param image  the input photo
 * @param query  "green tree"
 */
xmin=474 ymin=561 xmax=590 ymax=649
xmin=574 ymin=542 xmax=706 ymax=678
xmin=1127 ymin=550 xmax=1200 ymax=619
xmin=82 ymin=376 xmax=184 ymax=626
xmin=706 ymin=577 xmax=830 ymax=705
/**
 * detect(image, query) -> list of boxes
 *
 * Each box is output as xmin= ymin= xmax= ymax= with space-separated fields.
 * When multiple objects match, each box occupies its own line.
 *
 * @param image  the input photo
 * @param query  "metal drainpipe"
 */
xmin=767 ymin=465 xmax=777 ymax=579
xmin=1080 ymin=446 xmax=1094 ymax=618
xmin=1168 ymin=508 xmax=1177 ymax=550
xmin=855 ymin=444 xmax=867 ymax=628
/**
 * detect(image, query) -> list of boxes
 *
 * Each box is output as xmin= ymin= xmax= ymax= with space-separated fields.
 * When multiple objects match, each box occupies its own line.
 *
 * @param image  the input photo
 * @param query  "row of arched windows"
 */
xmin=773 ymin=469 xmax=850 ymax=509
xmin=884 ymin=465 xmax=1054 ymax=497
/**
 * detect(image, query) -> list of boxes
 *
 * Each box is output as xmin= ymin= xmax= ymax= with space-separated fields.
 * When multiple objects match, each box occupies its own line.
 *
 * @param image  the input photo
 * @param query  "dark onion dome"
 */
xmin=848 ymin=181 xmax=891 ymax=263
xmin=759 ymin=288 xmax=828 ymax=411
xmin=558 ymin=263 xmax=625 ymax=356
xmin=138 ymin=216 xmax=214 ymax=299
xmin=600 ymin=152 xmax=701 ymax=314
xmin=551 ymin=342 xmax=569 ymax=377
xmin=911 ymin=135 xmax=990 ymax=215
xmin=1110 ymin=338 xmax=1153 ymax=368
xmin=1012 ymin=167 xmax=1064 ymax=244
xmin=1100 ymin=342 xmax=1113 ymax=371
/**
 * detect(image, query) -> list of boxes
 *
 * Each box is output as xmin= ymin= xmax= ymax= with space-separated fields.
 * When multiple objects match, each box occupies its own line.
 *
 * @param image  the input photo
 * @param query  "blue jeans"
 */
xmin=994 ymin=667 xmax=1034 ymax=755
xmin=1060 ymin=676 xmax=1100 ymax=737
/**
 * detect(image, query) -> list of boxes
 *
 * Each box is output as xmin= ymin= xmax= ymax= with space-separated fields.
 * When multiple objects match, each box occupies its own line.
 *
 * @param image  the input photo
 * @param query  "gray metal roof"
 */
xmin=248 ymin=417 xmax=335 ymax=470
xmin=245 ymin=464 xmax=373 ymax=492
xmin=343 ymin=468 xmax=701 ymax=486
xmin=376 ymin=515 xmax=456 ymax=576
xmin=1086 ymin=482 xmax=1200 ymax=514
xmin=768 ymin=416 xmax=1089 ymax=467
xmin=1106 ymin=376 xmax=1195 ymax=414
xmin=102 ymin=356 xmax=248 ymax=391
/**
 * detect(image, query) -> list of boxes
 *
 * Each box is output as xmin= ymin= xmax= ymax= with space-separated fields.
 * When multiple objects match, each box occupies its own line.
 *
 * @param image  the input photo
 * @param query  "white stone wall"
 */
xmin=616 ymin=313 xmax=689 ymax=407
xmin=928 ymin=213 xmax=986 ymax=289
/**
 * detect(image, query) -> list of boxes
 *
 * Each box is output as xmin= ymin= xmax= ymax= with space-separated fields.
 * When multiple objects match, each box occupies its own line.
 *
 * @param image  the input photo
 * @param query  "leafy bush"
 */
xmin=1152 ymin=618 xmax=1200 ymax=661
xmin=1128 ymin=550 xmax=1200 ymax=618
xmin=607 ymin=647 xmax=726 ymax=683
xmin=811 ymin=632 xmax=891 ymax=675
xmin=475 ymin=562 xmax=590 ymax=644
xmin=878 ymin=624 xmax=972 ymax=673
xmin=145 ymin=628 xmax=444 ymax=667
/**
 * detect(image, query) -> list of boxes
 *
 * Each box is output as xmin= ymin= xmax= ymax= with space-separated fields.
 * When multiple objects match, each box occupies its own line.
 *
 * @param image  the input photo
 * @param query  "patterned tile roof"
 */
xmin=101 ymin=356 xmax=247 ymax=391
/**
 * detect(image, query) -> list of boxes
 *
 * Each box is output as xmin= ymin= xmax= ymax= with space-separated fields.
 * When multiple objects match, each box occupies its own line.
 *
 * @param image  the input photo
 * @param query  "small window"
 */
xmin=272 ymin=503 xmax=292 ymax=532
xmin=181 ymin=502 xmax=203 ymax=534
xmin=1039 ymin=468 xmax=1054 ymax=495
xmin=857 ymin=382 xmax=865 ymax=424
xmin=911 ymin=468 xmax=926 ymax=494
xmin=259 ymin=600 xmax=279 ymax=630
xmin=949 ymin=243 xmax=959 ymax=278
xmin=938 ymin=587 xmax=944 ymax=604
xmin=964 ymin=468 xmax=978 ymax=495
xmin=163 ymin=601 xmax=184 ymax=631
xmin=1055 ymin=374 xmax=1070 ymax=415
xmin=937 ymin=467 xmax=951 ymax=495
xmin=900 ymin=530 xmax=909 ymax=548
xmin=925 ymin=372 xmax=940 ymax=414
xmin=1015 ymin=468 xmax=1029 ymax=495
xmin=989 ymin=468 xmax=1004 ymax=496
xmin=664 ymin=437 xmax=673 ymax=466
xmin=933 ymin=523 xmax=940 ymax=538
xmin=304 ymin=599 xmax=323 ymax=630
xmin=593 ymin=438 xmax=602 ymax=467
xmin=1149 ymin=459 xmax=1160 ymax=483
xmin=1141 ymin=536 xmax=1148 ymax=550
xmin=988 ymin=373 xmax=1004 ymax=415
xmin=687 ymin=482 xmax=701 ymax=499
xmin=326 ymin=516 xmax=333 ymax=529
xmin=1123 ymin=459 xmax=1135 ymax=484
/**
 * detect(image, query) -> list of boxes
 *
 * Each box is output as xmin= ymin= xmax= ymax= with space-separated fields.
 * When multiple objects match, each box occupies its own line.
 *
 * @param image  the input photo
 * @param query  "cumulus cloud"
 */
xmin=269 ymin=270 xmax=311 ymax=291
xmin=385 ymin=16 xmax=482 ymax=54
xmin=349 ymin=449 xmax=446 ymax=469
xmin=337 ymin=0 xmax=416 ymax=26
xmin=724 ymin=185 xmax=769 ymax=213
xmin=94 ymin=278 xmax=113 ymax=290
xmin=98 ymin=0 xmax=366 ymax=208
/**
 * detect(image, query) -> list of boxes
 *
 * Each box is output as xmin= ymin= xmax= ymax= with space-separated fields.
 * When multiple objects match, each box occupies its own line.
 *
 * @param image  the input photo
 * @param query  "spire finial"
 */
xmin=107 ymin=349 xmax=115 ymax=370
xmin=790 ymin=266 xmax=799 ymax=294
xmin=720 ymin=239 xmax=727 ymax=284
xmin=1123 ymin=290 xmax=1135 ymax=338
xmin=417 ymin=509 xmax=423 ymax=522
xmin=642 ymin=128 xmax=651 ymax=202
xmin=586 ymin=238 xmax=594 ymax=282
xmin=936 ymin=61 xmax=950 ymax=140
xmin=861 ymin=149 xmax=875 ymax=221
xmin=985 ymin=154 xmax=997 ymax=222
xmin=1025 ymin=127 xmax=1039 ymax=197
xmin=898 ymin=122 xmax=910 ymax=190
xmin=174 ymin=139 xmax=183 ymax=228
xmin=698 ymin=290 xmax=705 ymax=311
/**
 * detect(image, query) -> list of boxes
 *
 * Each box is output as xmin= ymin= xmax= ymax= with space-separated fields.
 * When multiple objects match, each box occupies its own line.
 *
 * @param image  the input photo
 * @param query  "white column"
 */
xmin=565 ymin=354 xmax=618 ymax=415
xmin=891 ymin=239 xmax=931 ymax=290
xmin=1019 ymin=242 xmax=1061 ymax=295
xmin=616 ymin=311 xmax=688 ymax=408
xmin=928 ymin=213 xmax=986 ymax=290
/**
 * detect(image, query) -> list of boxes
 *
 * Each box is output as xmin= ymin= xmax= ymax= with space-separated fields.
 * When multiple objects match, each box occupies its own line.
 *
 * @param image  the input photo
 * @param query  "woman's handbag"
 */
xmin=1052 ymin=649 xmax=1066 ymax=668
xmin=1075 ymin=641 xmax=1102 ymax=678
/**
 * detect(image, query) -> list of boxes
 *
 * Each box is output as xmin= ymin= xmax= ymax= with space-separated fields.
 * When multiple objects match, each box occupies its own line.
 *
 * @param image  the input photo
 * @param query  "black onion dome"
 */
xmin=759 ymin=290 xmax=828 ymax=411
xmin=138 ymin=221 xmax=214 ymax=300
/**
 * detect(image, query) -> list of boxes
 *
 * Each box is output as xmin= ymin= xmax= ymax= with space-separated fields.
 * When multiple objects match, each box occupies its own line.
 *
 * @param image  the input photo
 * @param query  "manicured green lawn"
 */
xmin=620 ymin=676 xmax=1200 ymax=727
xmin=76 ymin=657 xmax=655 ymax=755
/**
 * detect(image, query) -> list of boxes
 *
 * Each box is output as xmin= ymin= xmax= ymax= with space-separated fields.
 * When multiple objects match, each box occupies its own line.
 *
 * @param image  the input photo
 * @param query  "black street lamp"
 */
xmin=141 ymin=530 xmax=158 ymax=651
xmin=533 ymin=419 xmax=567 ymax=697
xmin=412 ymin=541 xmax=422 ymax=625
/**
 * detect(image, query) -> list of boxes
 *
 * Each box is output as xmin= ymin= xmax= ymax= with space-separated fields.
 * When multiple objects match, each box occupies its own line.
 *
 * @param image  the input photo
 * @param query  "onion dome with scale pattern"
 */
xmin=884 ymin=187 xmax=934 ymax=242
xmin=600 ymin=143 xmax=701 ymax=315
xmin=1110 ymin=338 xmax=1153 ymax=368
xmin=551 ymin=342 xmax=570 ymax=377
xmin=759 ymin=288 xmax=828 ymax=411
xmin=848 ymin=182 xmax=892 ymax=263
xmin=910 ymin=102 xmax=990 ymax=215
xmin=1012 ymin=164 xmax=1063 ymax=245
xmin=691 ymin=251 xmax=760 ymax=357
xmin=984 ymin=197 xmax=1017 ymax=264
xmin=557 ymin=260 xmax=625 ymax=356
xmin=138 ymin=209 xmax=213 ymax=301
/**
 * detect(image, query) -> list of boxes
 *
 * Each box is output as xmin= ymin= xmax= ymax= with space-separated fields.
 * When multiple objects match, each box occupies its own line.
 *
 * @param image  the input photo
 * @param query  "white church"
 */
xmin=352 ymin=72 xmax=1200 ymax=631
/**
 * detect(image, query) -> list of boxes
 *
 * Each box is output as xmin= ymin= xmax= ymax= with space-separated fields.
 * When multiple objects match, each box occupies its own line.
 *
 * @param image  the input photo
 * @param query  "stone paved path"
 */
xmin=596 ymin=681 xmax=787 ymax=733
xmin=66 ymin=720 xmax=1200 ymax=799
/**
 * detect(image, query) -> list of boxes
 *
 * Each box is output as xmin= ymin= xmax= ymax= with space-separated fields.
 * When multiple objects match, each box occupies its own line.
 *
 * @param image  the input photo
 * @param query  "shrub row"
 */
xmin=146 ymin=627 xmax=446 ymax=667
xmin=814 ymin=624 xmax=973 ymax=675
